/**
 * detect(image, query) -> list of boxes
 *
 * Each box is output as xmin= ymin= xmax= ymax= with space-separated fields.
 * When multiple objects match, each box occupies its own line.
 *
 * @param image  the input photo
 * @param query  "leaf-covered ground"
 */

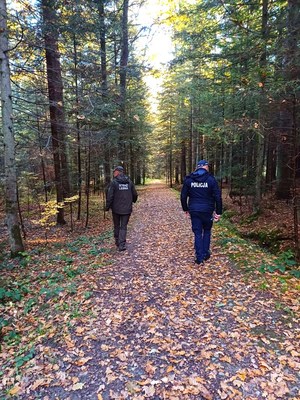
xmin=1 ymin=182 xmax=300 ymax=399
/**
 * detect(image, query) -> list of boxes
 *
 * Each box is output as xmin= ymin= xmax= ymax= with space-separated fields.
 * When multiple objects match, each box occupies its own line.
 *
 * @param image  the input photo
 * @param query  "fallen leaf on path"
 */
xmin=71 ymin=382 xmax=85 ymax=391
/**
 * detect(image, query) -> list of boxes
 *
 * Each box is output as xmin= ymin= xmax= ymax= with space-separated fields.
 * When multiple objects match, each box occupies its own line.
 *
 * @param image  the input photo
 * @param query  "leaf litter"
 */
xmin=1 ymin=182 xmax=299 ymax=399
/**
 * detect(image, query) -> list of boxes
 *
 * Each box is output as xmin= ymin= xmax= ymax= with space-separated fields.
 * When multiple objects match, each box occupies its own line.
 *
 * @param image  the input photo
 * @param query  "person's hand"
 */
xmin=185 ymin=211 xmax=190 ymax=217
xmin=213 ymin=213 xmax=221 ymax=222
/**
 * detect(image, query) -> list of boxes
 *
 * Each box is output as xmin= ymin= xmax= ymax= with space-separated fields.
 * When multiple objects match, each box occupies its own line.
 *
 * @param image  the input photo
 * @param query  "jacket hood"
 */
xmin=190 ymin=168 xmax=209 ymax=182
xmin=115 ymin=174 xmax=130 ymax=183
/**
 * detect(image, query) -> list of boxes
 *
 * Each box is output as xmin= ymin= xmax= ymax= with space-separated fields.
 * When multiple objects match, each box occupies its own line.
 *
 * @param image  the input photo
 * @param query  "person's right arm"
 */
xmin=180 ymin=180 xmax=189 ymax=212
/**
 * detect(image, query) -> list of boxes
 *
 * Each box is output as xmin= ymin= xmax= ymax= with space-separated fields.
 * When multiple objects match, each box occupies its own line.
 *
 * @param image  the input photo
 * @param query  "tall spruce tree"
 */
xmin=41 ymin=0 xmax=71 ymax=224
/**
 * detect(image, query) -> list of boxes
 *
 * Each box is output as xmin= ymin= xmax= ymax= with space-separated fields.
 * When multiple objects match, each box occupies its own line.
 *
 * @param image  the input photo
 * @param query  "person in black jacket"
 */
xmin=181 ymin=160 xmax=222 ymax=264
xmin=105 ymin=166 xmax=138 ymax=251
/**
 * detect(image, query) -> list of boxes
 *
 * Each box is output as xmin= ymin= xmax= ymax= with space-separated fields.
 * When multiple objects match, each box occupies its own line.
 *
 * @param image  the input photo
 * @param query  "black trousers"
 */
xmin=112 ymin=213 xmax=130 ymax=249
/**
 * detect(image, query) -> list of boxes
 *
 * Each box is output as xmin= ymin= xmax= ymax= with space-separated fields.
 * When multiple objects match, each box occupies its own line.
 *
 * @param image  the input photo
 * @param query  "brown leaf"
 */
xmin=75 ymin=357 xmax=92 ymax=366
xmin=145 ymin=361 xmax=156 ymax=375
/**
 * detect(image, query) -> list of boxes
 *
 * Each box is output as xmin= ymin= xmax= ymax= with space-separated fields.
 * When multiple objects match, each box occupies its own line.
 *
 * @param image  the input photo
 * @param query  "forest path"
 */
xmin=25 ymin=182 xmax=299 ymax=399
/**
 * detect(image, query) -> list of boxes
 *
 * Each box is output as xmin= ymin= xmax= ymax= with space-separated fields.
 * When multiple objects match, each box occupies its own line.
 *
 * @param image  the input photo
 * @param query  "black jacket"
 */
xmin=106 ymin=174 xmax=138 ymax=215
xmin=180 ymin=168 xmax=222 ymax=215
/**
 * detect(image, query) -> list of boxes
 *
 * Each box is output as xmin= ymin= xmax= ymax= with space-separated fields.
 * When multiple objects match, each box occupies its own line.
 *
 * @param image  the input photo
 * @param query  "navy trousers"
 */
xmin=189 ymin=211 xmax=213 ymax=262
xmin=112 ymin=213 xmax=130 ymax=249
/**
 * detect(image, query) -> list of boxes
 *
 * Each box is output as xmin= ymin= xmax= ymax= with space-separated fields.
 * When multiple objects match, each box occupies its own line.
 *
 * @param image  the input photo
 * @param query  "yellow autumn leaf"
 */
xmin=237 ymin=371 xmax=247 ymax=381
xmin=9 ymin=386 xmax=20 ymax=396
xmin=166 ymin=365 xmax=174 ymax=373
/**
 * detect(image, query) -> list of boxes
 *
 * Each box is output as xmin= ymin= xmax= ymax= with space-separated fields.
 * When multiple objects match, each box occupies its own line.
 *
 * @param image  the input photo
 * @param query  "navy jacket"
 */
xmin=180 ymin=168 xmax=222 ymax=215
xmin=106 ymin=174 xmax=138 ymax=215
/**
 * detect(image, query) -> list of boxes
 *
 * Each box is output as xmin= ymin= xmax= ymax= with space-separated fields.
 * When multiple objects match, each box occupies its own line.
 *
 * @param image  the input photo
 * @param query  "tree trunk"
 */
xmin=98 ymin=0 xmax=111 ymax=185
xmin=99 ymin=0 xmax=108 ymax=95
xmin=285 ymin=0 xmax=300 ymax=259
xmin=180 ymin=140 xmax=187 ymax=183
xmin=254 ymin=0 xmax=268 ymax=211
xmin=169 ymin=114 xmax=173 ymax=187
xmin=73 ymin=34 xmax=82 ymax=221
xmin=188 ymin=99 xmax=193 ymax=173
xmin=85 ymin=133 xmax=91 ymax=228
xmin=0 ymin=0 xmax=25 ymax=256
xmin=119 ymin=0 xmax=129 ymax=163
xmin=41 ymin=0 xmax=70 ymax=224
xmin=275 ymin=0 xmax=300 ymax=199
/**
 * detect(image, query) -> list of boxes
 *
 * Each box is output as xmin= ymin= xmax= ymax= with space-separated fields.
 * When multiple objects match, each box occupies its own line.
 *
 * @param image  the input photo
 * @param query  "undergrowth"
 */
xmin=214 ymin=217 xmax=300 ymax=285
xmin=0 ymin=230 xmax=113 ymax=396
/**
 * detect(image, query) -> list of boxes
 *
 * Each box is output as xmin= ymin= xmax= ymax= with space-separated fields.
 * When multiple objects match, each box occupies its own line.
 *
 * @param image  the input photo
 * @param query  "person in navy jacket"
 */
xmin=180 ymin=160 xmax=222 ymax=264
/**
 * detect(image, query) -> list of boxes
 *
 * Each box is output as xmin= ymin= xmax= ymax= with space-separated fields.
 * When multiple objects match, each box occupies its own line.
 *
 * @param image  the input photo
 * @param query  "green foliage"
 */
xmin=0 ymin=287 xmax=22 ymax=302
xmin=289 ymin=270 xmax=300 ymax=279
xmin=4 ymin=330 xmax=21 ymax=346
xmin=245 ymin=229 xmax=282 ymax=252
xmin=64 ymin=265 xmax=84 ymax=278
xmin=0 ymin=316 xmax=9 ymax=329
xmin=17 ymin=252 xmax=31 ymax=268
xmin=240 ymin=212 xmax=261 ymax=225
xmin=66 ymin=283 xmax=78 ymax=295
xmin=0 ymin=281 xmax=29 ymax=304
xmin=215 ymin=221 xmax=299 ymax=289
xmin=39 ymin=286 xmax=64 ymax=300
xmin=58 ymin=254 xmax=74 ymax=264
xmin=24 ymin=298 xmax=36 ymax=314
xmin=84 ymin=291 xmax=93 ymax=299
xmin=259 ymin=251 xmax=298 ymax=277
xmin=88 ymin=246 xmax=108 ymax=255
xmin=15 ymin=347 xmax=35 ymax=369
xmin=221 ymin=210 xmax=237 ymax=219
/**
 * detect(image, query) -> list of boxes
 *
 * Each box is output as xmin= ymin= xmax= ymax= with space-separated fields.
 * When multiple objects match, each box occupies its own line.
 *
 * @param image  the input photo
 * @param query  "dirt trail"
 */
xmin=24 ymin=182 xmax=299 ymax=399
